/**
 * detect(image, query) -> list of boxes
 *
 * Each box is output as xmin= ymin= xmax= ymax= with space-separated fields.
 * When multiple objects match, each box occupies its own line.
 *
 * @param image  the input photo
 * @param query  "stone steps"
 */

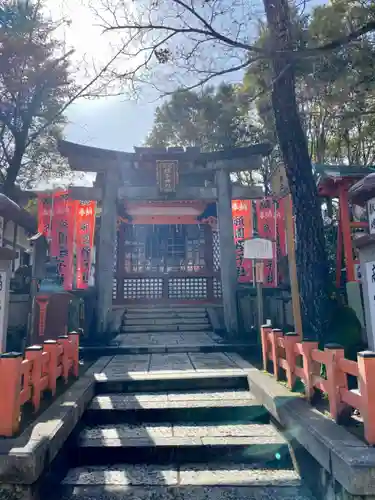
xmin=125 ymin=307 xmax=207 ymax=313
xmin=122 ymin=318 xmax=210 ymax=326
xmin=84 ymin=391 xmax=269 ymax=425
xmin=73 ymin=422 xmax=291 ymax=466
xmin=125 ymin=312 xmax=208 ymax=320
xmin=58 ymin=483 xmax=314 ymax=500
xmin=52 ymin=347 xmax=315 ymax=500
xmin=80 ymin=343 xmax=254 ymax=357
xmin=94 ymin=371 xmax=250 ymax=394
xmin=61 ymin=463 xmax=301 ymax=487
xmin=120 ymin=324 xmax=212 ymax=333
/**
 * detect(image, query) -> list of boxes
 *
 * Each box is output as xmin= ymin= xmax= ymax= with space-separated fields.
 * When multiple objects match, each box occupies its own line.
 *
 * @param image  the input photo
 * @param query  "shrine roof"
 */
xmin=349 ymin=172 xmax=375 ymax=206
xmin=58 ymin=140 xmax=272 ymax=172
xmin=315 ymin=164 xmax=375 ymax=197
xmin=315 ymin=164 xmax=375 ymax=179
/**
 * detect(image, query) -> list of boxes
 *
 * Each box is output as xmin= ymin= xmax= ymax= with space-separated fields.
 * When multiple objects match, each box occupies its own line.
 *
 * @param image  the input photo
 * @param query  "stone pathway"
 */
xmin=55 ymin=307 xmax=316 ymax=500
xmin=98 ymin=351 xmax=244 ymax=377
xmin=113 ymin=332 xmax=222 ymax=347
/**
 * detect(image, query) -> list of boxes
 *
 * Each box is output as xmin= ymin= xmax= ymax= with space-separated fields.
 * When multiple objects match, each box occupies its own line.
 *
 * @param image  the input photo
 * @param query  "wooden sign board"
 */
xmin=156 ymin=160 xmax=179 ymax=193
xmin=244 ymin=238 xmax=273 ymax=260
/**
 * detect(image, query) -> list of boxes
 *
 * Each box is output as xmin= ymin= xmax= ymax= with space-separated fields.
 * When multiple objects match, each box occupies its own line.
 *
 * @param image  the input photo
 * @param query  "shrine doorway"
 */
xmin=113 ymin=222 xmax=222 ymax=304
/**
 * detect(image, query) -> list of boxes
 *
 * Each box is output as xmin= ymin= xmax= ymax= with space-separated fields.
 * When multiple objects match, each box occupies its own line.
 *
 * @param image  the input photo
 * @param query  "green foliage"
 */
xmin=146 ymin=83 xmax=278 ymax=191
xmin=244 ymin=0 xmax=375 ymax=166
xmin=0 ymin=0 xmax=75 ymax=197
xmin=146 ymin=84 xmax=257 ymax=150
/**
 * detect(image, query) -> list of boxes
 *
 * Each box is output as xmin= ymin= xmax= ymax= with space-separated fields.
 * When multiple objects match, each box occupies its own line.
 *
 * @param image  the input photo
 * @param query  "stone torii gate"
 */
xmin=59 ymin=141 xmax=271 ymax=339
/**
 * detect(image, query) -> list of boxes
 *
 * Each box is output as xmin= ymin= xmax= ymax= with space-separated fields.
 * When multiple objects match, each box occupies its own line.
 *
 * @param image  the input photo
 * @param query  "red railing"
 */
xmin=0 ymin=332 xmax=80 ymax=437
xmin=261 ymin=325 xmax=375 ymax=445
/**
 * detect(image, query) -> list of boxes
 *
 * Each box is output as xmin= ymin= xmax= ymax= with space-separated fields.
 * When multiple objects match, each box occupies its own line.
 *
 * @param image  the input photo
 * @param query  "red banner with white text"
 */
xmin=232 ymin=200 xmax=253 ymax=283
xmin=37 ymin=191 xmax=96 ymax=291
xmin=255 ymin=197 xmax=286 ymax=287
xmin=74 ymin=200 xmax=96 ymax=289
xmin=50 ymin=191 xmax=74 ymax=290
xmin=37 ymin=193 xmax=53 ymax=239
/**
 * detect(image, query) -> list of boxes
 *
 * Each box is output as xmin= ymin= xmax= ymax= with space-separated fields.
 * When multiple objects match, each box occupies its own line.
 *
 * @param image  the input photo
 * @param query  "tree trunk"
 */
xmin=3 ymin=138 xmax=25 ymax=200
xmin=262 ymin=0 xmax=331 ymax=341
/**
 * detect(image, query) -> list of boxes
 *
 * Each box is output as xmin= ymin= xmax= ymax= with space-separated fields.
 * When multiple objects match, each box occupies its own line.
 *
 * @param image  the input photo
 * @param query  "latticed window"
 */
xmin=123 ymin=278 xmax=163 ymax=299
xmin=168 ymin=278 xmax=208 ymax=299
xmin=212 ymin=230 xmax=220 ymax=271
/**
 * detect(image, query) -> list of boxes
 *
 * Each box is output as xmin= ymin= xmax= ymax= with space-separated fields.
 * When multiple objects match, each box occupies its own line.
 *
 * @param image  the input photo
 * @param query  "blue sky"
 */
xmin=65 ymin=96 xmax=157 ymax=151
xmin=57 ymin=0 xmax=327 ymax=153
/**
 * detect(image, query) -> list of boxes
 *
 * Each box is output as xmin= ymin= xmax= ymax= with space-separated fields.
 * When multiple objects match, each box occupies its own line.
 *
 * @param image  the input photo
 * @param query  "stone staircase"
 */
xmin=52 ymin=364 xmax=315 ymax=499
xmin=81 ymin=306 xmax=256 ymax=357
xmin=120 ymin=306 xmax=213 ymax=333
xmin=107 ymin=306 xmax=227 ymax=355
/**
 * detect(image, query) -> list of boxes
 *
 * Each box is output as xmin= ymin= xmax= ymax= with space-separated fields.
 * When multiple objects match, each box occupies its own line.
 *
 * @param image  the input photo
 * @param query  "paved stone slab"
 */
xmin=89 ymin=391 xmax=255 ymax=411
xmin=80 ymin=423 xmax=283 ymax=443
xmin=167 ymin=391 xmax=254 ymax=401
xmin=103 ymin=355 xmax=151 ymax=375
xmin=200 ymin=436 xmax=286 ymax=446
xmin=81 ymin=423 xmax=173 ymax=440
xmin=125 ymin=312 xmax=208 ymax=319
xmin=95 ymin=368 xmax=247 ymax=382
xmin=89 ymin=396 xmax=258 ymax=411
xmin=126 ymin=307 xmax=207 ymax=313
xmin=188 ymin=352 xmax=239 ymax=371
xmin=113 ymin=333 xmax=219 ymax=347
xmin=179 ymin=464 xmax=301 ymax=486
xmin=149 ymin=353 xmax=195 ymax=372
xmin=121 ymin=324 xmax=212 ymax=333
xmin=62 ymin=465 xmax=178 ymax=485
xmin=62 ymin=464 xmax=300 ymax=487
xmin=79 ymin=436 xmax=204 ymax=448
xmin=173 ymin=423 xmax=283 ymax=439
xmin=123 ymin=318 xmax=209 ymax=326
xmin=58 ymin=484 xmax=316 ymax=500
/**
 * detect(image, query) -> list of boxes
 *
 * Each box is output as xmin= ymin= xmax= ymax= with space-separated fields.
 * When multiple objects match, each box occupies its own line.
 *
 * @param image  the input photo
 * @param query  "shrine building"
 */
xmin=59 ymin=141 xmax=271 ymax=338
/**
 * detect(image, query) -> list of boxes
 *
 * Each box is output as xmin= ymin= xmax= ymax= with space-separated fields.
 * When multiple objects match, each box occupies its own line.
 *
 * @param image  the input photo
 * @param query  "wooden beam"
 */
xmin=232 ymin=185 xmax=263 ymax=199
xmin=285 ymin=195 xmax=302 ymax=338
xmin=117 ymin=185 xmax=263 ymax=201
xmin=68 ymin=186 xmax=103 ymax=201
xmin=207 ymin=156 xmax=262 ymax=173
xmin=59 ymin=139 xmax=272 ymax=173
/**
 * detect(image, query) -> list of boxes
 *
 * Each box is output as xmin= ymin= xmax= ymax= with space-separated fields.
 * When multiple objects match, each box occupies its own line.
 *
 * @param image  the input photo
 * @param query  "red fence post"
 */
xmin=25 ymin=345 xmax=43 ymax=412
xmin=68 ymin=331 xmax=80 ymax=377
xmin=357 ymin=351 xmax=375 ymax=445
xmin=324 ymin=344 xmax=347 ymax=421
xmin=270 ymin=328 xmax=283 ymax=380
xmin=260 ymin=325 xmax=272 ymax=371
xmin=283 ymin=332 xmax=299 ymax=389
xmin=300 ymin=341 xmax=319 ymax=400
xmin=0 ymin=352 xmax=23 ymax=437
xmin=43 ymin=340 xmax=58 ymax=395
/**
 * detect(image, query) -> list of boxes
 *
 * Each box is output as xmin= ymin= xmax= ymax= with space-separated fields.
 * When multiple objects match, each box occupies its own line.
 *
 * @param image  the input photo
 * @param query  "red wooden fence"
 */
xmin=0 ymin=332 xmax=80 ymax=437
xmin=261 ymin=325 xmax=375 ymax=445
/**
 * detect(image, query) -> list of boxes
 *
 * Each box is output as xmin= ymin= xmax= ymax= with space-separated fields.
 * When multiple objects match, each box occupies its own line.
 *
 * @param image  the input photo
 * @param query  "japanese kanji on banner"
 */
xmin=232 ymin=200 xmax=253 ymax=283
xmin=75 ymin=201 xmax=96 ymax=289
xmin=255 ymin=197 xmax=286 ymax=287
xmin=37 ymin=191 xmax=96 ymax=291
xmin=37 ymin=193 xmax=53 ymax=239
xmin=49 ymin=191 xmax=74 ymax=291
